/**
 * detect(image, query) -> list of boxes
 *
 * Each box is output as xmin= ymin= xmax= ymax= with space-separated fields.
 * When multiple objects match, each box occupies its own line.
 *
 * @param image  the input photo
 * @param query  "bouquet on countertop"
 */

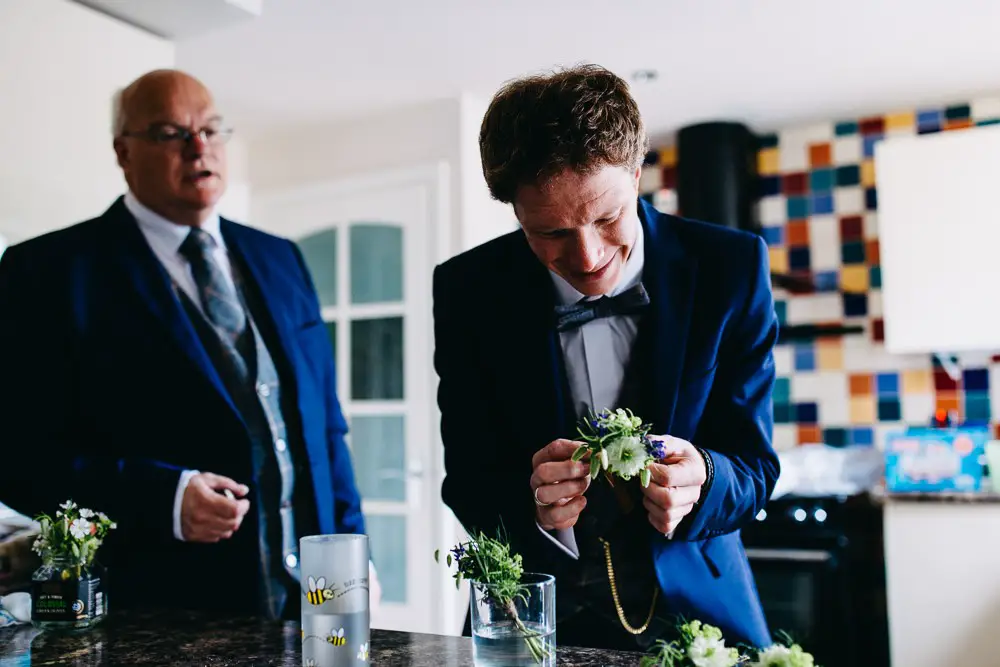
xmin=435 ymin=531 xmax=552 ymax=664
xmin=640 ymin=619 xmax=818 ymax=667
xmin=573 ymin=408 xmax=668 ymax=488
xmin=32 ymin=500 xmax=116 ymax=573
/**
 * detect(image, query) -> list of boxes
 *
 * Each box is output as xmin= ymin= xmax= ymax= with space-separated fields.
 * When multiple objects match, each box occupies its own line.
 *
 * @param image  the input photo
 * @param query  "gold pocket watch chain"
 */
xmin=599 ymin=538 xmax=658 ymax=635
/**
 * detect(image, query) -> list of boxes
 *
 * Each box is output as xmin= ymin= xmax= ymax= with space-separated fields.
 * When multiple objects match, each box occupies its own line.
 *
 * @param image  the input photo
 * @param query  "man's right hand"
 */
xmin=530 ymin=439 xmax=591 ymax=531
xmin=181 ymin=473 xmax=251 ymax=543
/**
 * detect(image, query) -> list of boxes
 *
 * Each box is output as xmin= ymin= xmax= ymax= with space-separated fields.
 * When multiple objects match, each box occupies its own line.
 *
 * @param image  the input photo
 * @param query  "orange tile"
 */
xmin=850 ymin=396 xmax=876 ymax=424
xmin=759 ymin=148 xmax=780 ymax=176
xmin=902 ymin=369 xmax=932 ymax=393
xmin=861 ymin=159 xmax=877 ymax=187
xmin=659 ymin=145 xmax=677 ymax=167
xmin=798 ymin=425 xmax=822 ymax=444
xmin=885 ymin=111 xmax=916 ymax=130
xmin=850 ymin=373 xmax=873 ymax=395
xmin=809 ymin=143 xmax=832 ymax=167
xmin=936 ymin=392 xmax=961 ymax=416
xmin=787 ymin=220 xmax=810 ymax=246
xmin=817 ymin=341 xmax=843 ymax=370
xmin=866 ymin=240 xmax=881 ymax=265
xmin=945 ymin=119 xmax=973 ymax=131
xmin=769 ymin=247 xmax=789 ymax=273
xmin=840 ymin=266 xmax=869 ymax=293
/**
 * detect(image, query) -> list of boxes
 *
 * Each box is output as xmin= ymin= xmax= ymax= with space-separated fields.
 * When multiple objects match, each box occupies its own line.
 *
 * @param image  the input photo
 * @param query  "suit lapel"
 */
xmin=106 ymin=199 xmax=238 ymax=415
xmin=503 ymin=236 xmax=570 ymax=447
xmin=639 ymin=199 xmax=698 ymax=434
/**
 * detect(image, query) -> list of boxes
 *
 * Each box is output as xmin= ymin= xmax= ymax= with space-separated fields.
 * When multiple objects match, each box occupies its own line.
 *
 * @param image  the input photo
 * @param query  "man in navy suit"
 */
xmin=434 ymin=65 xmax=779 ymax=650
xmin=0 ymin=70 xmax=375 ymax=618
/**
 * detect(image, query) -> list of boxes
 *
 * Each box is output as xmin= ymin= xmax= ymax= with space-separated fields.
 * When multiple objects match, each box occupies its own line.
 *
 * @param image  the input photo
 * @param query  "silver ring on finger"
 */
xmin=533 ymin=486 xmax=551 ymax=507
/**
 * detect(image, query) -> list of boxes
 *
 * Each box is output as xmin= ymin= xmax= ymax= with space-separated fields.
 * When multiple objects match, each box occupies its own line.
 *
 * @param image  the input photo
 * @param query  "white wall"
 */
xmin=0 ymin=0 xmax=175 ymax=242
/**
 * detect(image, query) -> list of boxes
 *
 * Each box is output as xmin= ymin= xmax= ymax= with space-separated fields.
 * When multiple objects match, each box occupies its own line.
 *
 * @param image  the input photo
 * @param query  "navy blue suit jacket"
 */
xmin=433 ymin=198 xmax=779 ymax=646
xmin=0 ymin=198 xmax=364 ymax=610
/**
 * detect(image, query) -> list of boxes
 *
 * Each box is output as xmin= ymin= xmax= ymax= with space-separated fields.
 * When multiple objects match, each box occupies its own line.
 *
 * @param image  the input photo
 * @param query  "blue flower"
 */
xmin=451 ymin=544 xmax=466 ymax=560
xmin=645 ymin=436 xmax=668 ymax=460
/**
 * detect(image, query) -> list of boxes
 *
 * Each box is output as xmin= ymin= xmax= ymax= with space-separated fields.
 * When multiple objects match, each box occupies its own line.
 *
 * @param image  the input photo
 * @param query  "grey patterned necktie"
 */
xmin=179 ymin=227 xmax=246 ymax=339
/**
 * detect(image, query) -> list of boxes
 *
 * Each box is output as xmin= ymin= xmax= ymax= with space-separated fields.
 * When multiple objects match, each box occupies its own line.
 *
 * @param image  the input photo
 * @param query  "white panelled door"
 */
xmin=252 ymin=165 xmax=448 ymax=634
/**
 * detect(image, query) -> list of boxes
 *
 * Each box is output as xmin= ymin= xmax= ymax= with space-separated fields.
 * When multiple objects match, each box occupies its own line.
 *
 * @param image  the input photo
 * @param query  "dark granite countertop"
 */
xmin=0 ymin=610 xmax=644 ymax=666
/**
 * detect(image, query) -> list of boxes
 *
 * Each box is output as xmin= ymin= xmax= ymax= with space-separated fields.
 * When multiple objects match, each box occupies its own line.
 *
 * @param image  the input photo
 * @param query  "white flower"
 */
xmin=357 ymin=642 xmax=369 ymax=660
xmin=606 ymin=435 xmax=649 ymax=479
xmin=69 ymin=518 xmax=91 ymax=539
xmin=689 ymin=634 xmax=738 ymax=667
xmin=750 ymin=645 xmax=792 ymax=667
xmin=59 ymin=500 xmax=76 ymax=511
xmin=79 ymin=508 xmax=94 ymax=519
xmin=97 ymin=512 xmax=108 ymax=522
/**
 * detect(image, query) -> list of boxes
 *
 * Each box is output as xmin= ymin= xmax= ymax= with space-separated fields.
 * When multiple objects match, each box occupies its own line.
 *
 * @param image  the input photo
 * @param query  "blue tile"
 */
xmin=843 ymin=293 xmax=868 ymax=316
xmin=810 ymin=168 xmax=835 ymax=192
xmin=945 ymin=104 xmax=971 ymax=120
xmin=918 ymin=123 xmax=941 ymax=135
xmin=759 ymin=133 xmax=779 ymax=149
xmin=836 ymin=165 xmax=861 ymax=187
xmin=963 ymin=368 xmax=990 ymax=391
xmin=762 ymin=225 xmax=784 ymax=246
xmin=835 ymin=121 xmax=859 ymax=136
xmin=877 ymin=373 xmax=900 ymax=396
xmin=789 ymin=247 xmax=812 ymax=271
xmin=977 ymin=118 xmax=1000 ymax=127
xmin=796 ymin=402 xmax=819 ymax=424
xmin=851 ymin=428 xmax=874 ymax=446
xmin=917 ymin=109 xmax=943 ymax=126
xmin=865 ymin=187 xmax=878 ymax=210
xmin=775 ymin=300 xmax=787 ymax=325
xmin=965 ymin=392 xmax=991 ymax=421
xmin=643 ymin=151 xmax=659 ymax=166
xmin=862 ymin=134 xmax=883 ymax=158
xmin=870 ymin=266 xmax=882 ymax=288
xmin=842 ymin=241 xmax=866 ymax=264
xmin=812 ymin=192 xmax=835 ymax=215
xmin=794 ymin=344 xmax=816 ymax=371
xmin=787 ymin=196 xmax=810 ymax=219
xmin=814 ymin=271 xmax=839 ymax=292
xmin=878 ymin=399 xmax=901 ymax=421
xmin=774 ymin=403 xmax=794 ymax=424
xmin=774 ymin=377 xmax=791 ymax=403
xmin=759 ymin=176 xmax=782 ymax=197
xmin=823 ymin=428 xmax=848 ymax=447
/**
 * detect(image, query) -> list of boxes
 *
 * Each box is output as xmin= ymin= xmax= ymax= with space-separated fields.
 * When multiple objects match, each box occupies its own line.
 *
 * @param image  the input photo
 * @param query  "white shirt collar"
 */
xmin=124 ymin=191 xmax=225 ymax=253
xmin=549 ymin=215 xmax=645 ymax=306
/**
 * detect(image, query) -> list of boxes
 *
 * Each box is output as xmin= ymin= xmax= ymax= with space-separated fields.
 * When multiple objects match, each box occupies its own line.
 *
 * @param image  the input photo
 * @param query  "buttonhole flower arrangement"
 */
xmin=31 ymin=500 xmax=116 ymax=577
xmin=641 ymin=619 xmax=740 ymax=667
xmin=641 ymin=620 xmax=818 ymax=667
xmin=574 ymin=408 xmax=667 ymax=487
xmin=435 ymin=531 xmax=552 ymax=664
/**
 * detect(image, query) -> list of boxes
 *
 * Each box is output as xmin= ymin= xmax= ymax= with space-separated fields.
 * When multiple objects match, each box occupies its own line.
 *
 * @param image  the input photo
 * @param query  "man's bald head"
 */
xmin=112 ymin=69 xmax=229 ymax=226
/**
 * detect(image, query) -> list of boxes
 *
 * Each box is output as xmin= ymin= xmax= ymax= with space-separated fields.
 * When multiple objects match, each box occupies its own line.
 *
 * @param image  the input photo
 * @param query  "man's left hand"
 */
xmin=641 ymin=436 xmax=708 ymax=536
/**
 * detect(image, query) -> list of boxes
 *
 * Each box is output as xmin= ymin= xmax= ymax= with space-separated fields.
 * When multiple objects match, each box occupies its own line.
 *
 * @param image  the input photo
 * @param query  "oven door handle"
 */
xmin=745 ymin=547 xmax=835 ymax=563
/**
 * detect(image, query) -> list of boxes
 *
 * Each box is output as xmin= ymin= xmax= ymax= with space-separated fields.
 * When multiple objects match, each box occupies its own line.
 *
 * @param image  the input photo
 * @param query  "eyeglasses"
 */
xmin=120 ymin=123 xmax=234 ymax=147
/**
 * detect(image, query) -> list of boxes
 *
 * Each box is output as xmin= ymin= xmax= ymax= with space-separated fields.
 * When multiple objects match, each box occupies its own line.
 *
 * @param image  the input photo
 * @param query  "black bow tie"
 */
xmin=554 ymin=283 xmax=650 ymax=332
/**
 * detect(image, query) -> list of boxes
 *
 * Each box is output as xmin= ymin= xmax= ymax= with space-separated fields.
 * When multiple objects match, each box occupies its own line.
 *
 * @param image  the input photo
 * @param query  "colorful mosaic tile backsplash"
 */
xmin=640 ymin=96 xmax=1000 ymax=451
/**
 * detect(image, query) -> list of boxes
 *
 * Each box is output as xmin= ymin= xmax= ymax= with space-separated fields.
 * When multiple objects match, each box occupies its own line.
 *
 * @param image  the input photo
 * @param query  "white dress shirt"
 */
xmin=125 ymin=192 xmax=226 ymax=541
xmin=537 ymin=218 xmax=645 ymax=559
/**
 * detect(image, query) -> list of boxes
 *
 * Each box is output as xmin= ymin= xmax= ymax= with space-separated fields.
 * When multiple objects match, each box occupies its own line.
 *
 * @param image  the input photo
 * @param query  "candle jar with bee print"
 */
xmin=31 ymin=557 xmax=107 ymax=631
xmin=300 ymin=534 xmax=370 ymax=666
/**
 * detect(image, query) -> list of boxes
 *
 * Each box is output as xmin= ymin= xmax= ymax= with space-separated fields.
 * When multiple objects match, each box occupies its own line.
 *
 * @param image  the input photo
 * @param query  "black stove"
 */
xmin=740 ymin=493 xmax=889 ymax=667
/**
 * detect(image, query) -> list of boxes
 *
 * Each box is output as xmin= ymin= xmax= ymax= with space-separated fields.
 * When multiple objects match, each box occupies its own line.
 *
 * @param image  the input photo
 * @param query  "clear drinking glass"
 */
xmin=470 ymin=573 xmax=556 ymax=667
xmin=300 ymin=534 xmax=371 ymax=666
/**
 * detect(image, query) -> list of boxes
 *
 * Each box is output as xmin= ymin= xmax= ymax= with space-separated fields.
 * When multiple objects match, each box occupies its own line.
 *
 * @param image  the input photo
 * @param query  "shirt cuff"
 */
xmin=173 ymin=470 xmax=200 ymax=541
xmin=536 ymin=523 xmax=580 ymax=559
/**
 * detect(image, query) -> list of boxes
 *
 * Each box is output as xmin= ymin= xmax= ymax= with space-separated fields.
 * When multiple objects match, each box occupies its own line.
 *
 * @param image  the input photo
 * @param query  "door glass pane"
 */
xmin=368 ymin=515 xmax=407 ymax=603
xmin=350 ymin=415 xmax=405 ymax=501
xmin=298 ymin=228 xmax=338 ymax=306
xmin=325 ymin=321 xmax=337 ymax=361
xmin=351 ymin=317 xmax=403 ymax=400
xmin=350 ymin=224 xmax=403 ymax=304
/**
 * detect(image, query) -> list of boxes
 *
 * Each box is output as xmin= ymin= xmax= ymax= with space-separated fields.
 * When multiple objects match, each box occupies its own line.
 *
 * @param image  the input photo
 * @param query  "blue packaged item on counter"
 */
xmin=884 ymin=426 xmax=989 ymax=492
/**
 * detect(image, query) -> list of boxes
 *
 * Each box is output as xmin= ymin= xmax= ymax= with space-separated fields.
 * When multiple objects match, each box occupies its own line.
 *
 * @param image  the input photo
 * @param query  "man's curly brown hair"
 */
xmin=479 ymin=64 xmax=648 ymax=204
